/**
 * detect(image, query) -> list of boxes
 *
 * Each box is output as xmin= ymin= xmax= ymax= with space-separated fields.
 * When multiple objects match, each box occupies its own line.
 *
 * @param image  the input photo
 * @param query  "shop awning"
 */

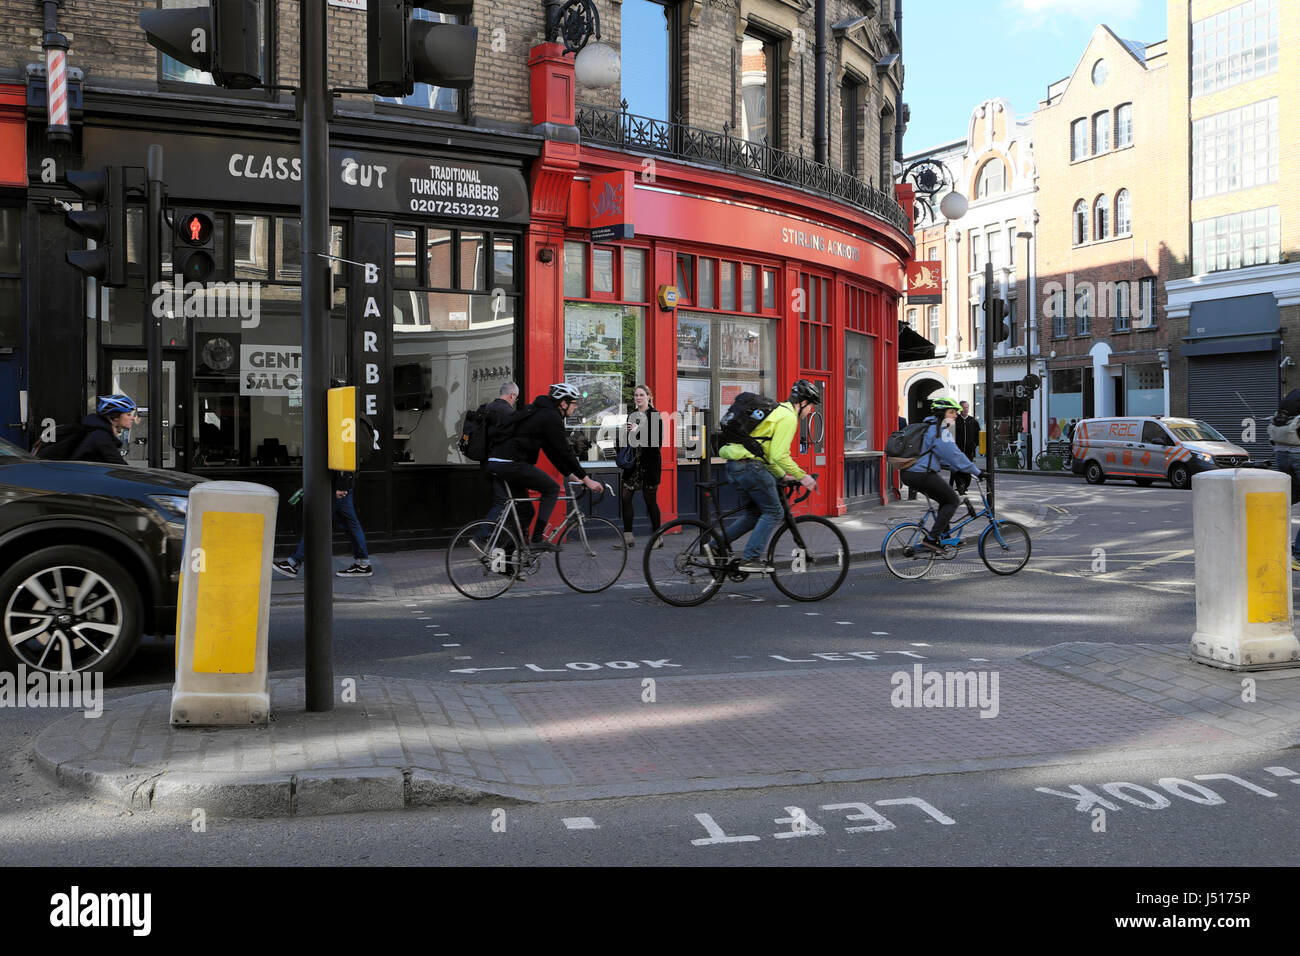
xmin=898 ymin=320 xmax=936 ymax=362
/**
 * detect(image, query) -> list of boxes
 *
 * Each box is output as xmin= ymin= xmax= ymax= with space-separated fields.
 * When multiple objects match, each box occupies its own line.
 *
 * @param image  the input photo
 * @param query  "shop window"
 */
xmin=429 ymin=229 xmax=453 ymax=288
xmin=676 ymin=253 xmax=695 ymax=305
xmin=697 ymin=258 xmax=716 ymax=309
xmin=1126 ymin=363 xmax=1164 ymax=416
xmin=1049 ymin=367 xmax=1083 ymax=438
xmin=719 ymin=261 xmax=736 ymax=311
xmin=675 ymin=310 xmax=775 ymax=459
xmin=844 ymin=332 xmax=874 ymax=452
xmin=493 ymin=236 xmax=517 ymax=290
xmin=762 ymin=270 xmax=777 ymax=310
xmin=799 ymin=274 xmax=830 ymax=371
xmin=374 ymin=7 xmax=466 ymax=119
xmin=593 ymin=247 xmax=616 ymax=295
xmin=233 ymin=215 xmax=270 ymax=281
xmin=459 ymin=231 xmax=486 ymax=291
xmin=563 ymin=302 xmax=646 ymax=463
xmin=741 ymin=264 xmax=757 ymax=313
xmin=158 ymin=0 xmax=271 ymax=92
xmin=0 ymin=207 xmax=21 ymax=348
xmin=275 ymin=218 xmax=302 ymax=281
xmin=564 ymin=241 xmax=587 ymax=297
xmin=622 ymin=248 xmax=646 ymax=302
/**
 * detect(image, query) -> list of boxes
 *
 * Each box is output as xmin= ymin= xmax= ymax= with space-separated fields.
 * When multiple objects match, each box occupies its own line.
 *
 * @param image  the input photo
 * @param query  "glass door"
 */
xmin=793 ymin=376 xmax=829 ymax=513
xmin=109 ymin=355 xmax=184 ymax=470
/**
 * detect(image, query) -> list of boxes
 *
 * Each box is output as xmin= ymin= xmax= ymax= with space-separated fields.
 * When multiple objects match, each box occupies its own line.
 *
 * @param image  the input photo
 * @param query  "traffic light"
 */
xmin=139 ymin=0 xmax=262 ymax=90
xmin=367 ymin=0 xmax=478 ymax=98
xmin=172 ymin=210 xmax=218 ymax=282
xmin=65 ymin=166 xmax=127 ymax=287
xmin=986 ymin=296 xmax=1011 ymax=343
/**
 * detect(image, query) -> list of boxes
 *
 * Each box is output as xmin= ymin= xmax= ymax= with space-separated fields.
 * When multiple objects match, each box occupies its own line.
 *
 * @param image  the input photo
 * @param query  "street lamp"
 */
xmin=542 ymin=0 xmax=619 ymax=88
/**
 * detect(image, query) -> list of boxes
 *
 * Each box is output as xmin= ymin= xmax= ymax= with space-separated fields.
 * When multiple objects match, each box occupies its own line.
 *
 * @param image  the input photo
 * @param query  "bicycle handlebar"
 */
xmin=779 ymin=472 xmax=818 ymax=505
xmin=568 ymin=480 xmax=612 ymax=505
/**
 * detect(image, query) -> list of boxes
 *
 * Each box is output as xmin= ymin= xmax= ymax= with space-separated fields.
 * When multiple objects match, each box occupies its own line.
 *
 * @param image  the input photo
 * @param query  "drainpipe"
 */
xmin=894 ymin=0 xmax=904 ymax=162
xmin=814 ymin=0 xmax=826 ymax=163
xmin=40 ymin=0 xmax=70 ymax=143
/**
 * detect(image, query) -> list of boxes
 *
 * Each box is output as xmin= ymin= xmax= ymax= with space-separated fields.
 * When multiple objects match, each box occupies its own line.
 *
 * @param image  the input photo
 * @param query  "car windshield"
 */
xmin=0 ymin=437 xmax=31 ymax=459
xmin=1167 ymin=421 xmax=1228 ymax=443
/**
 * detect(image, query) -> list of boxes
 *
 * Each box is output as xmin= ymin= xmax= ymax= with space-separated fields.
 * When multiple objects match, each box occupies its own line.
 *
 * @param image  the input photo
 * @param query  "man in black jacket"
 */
xmin=69 ymin=394 xmax=138 ymax=463
xmin=952 ymin=401 xmax=981 ymax=494
xmin=486 ymin=382 xmax=603 ymax=551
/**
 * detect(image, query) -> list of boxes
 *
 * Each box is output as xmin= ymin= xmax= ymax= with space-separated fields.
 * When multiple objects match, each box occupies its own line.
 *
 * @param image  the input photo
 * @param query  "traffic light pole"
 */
xmin=146 ymin=146 xmax=163 ymax=469
xmin=300 ymin=0 xmax=333 ymax=712
xmin=984 ymin=260 xmax=996 ymax=517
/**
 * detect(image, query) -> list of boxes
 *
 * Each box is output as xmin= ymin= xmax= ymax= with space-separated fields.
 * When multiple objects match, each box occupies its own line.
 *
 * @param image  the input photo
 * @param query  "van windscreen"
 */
xmin=1167 ymin=422 xmax=1227 ymax=443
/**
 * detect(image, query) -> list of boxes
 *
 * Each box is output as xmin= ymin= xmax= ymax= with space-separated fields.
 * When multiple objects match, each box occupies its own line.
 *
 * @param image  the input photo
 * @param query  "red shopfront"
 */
xmin=522 ymin=141 xmax=910 ymax=528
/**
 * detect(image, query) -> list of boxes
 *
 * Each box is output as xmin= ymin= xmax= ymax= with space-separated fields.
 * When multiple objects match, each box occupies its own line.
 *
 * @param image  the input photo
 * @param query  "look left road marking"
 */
xmin=563 ymin=817 xmax=600 ymax=830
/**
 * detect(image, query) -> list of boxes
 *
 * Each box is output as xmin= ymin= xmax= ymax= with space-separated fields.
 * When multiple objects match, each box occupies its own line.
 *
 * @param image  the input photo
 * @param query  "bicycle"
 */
xmin=881 ymin=475 xmax=1031 ymax=578
xmin=642 ymin=473 xmax=849 ymax=606
xmin=446 ymin=481 xmax=626 ymax=600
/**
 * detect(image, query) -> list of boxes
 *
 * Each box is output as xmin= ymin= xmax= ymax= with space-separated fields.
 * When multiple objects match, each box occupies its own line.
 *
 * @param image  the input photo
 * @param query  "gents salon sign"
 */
xmin=82 ymin=129 xmax=530 ymax=224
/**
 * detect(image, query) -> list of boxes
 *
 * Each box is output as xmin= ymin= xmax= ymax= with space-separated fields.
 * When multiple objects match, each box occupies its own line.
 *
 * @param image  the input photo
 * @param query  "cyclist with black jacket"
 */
xmin=487 ymin=383 xmax=602 ymax=551
xmin=901 ymin=396 xmax=982 ymax=553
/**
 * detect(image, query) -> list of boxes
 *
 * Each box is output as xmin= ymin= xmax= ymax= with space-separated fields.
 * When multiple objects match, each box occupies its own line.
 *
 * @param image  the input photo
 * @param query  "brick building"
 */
xmin=1164 ymin=0 xmax=1300 ymax=460
xmin=1033 ymin=25 xmax=1173 ymax=438
xmin=0 ymin=0 xmax=913 ymax=546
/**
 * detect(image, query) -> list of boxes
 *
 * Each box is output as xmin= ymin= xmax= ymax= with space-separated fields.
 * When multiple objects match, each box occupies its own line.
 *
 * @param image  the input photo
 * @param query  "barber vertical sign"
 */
xmin=354 ymin=219 xmax=388 ymax=466
xmin=45 ymin=29 xmax=70 ymax=140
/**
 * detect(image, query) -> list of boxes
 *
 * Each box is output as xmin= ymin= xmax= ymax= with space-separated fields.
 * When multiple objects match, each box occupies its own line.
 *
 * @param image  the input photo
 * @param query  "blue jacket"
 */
xmin=913 ymin=416 xmax=981 ymax=476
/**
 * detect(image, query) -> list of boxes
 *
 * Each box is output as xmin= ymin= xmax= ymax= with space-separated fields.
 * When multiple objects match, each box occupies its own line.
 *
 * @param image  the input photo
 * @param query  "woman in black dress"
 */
xmin=620 ymin=384 xmax=663 ymax=547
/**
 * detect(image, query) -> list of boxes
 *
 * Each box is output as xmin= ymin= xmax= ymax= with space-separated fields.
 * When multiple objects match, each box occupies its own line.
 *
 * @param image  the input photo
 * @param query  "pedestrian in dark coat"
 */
xmin=952 ymin=401 xmax=981 ymax=493
xmin=620 ymin=384 xmax=663 ymax=547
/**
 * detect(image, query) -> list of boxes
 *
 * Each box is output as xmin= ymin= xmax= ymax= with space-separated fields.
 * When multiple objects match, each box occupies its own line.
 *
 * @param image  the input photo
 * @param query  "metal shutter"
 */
xmin=1187 ymin=354 xmax=1279 ymax=461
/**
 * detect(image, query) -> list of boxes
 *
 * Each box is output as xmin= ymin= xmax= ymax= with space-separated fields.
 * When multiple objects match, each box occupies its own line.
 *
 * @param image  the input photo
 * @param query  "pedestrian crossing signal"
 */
xmin=172 ymin=210 xmax=217 ymax=282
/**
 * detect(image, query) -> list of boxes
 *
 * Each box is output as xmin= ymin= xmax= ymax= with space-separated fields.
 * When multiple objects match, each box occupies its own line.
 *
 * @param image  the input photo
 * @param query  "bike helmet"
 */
xmin=789 ymin=379 xmax=822 ymax=405
xmin=930 ymin=396 xmax=961 ymax=412
xmin=97 ymin=394 xmax=137 ymax=416
xmin=549 ymin=382 xmax=581 ymax=402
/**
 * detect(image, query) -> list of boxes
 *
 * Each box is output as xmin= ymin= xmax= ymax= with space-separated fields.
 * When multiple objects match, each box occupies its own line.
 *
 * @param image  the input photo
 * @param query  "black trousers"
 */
xmin=620 ymin=482 xmax=662 ymax=534
xmin=485 ymin=461 xmax=560 ymax=540
xmin=902 ymin=470 xmax=961 ymax=539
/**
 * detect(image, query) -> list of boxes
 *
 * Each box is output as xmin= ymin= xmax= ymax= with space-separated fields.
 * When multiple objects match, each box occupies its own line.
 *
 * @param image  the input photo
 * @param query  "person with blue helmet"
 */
xmin=901 ymin=396 xmax=982 ymax=552
xmin=67 ymin=394 xmax=138 ymax=463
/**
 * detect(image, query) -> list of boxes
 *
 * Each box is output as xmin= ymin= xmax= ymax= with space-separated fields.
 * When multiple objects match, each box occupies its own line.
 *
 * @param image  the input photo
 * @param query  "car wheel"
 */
xmin=1169 ymin=463 xmax=1191 ymax=490
xmin=0 ymin=545 xmax=143 ymax=678
xmin=1135 ymin=478 xmax=1154 ymax=487
xmin=1085 ymin=461 xmax=1106 ymax=485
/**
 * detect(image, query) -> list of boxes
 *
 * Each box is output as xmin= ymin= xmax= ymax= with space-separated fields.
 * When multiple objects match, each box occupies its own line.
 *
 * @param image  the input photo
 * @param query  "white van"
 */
xmin=1071 ymin=416 xmax=1252 ymax=489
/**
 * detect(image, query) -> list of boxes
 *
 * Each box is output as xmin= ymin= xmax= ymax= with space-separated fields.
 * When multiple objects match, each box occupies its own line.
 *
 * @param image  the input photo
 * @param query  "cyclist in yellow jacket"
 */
xmin=718 ymin=380 xmax=820 ymax=573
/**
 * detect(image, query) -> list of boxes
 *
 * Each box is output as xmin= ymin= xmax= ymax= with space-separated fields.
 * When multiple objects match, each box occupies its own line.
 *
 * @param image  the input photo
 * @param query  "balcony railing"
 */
xmin=575 ymin=103 xmax=912 ymax=237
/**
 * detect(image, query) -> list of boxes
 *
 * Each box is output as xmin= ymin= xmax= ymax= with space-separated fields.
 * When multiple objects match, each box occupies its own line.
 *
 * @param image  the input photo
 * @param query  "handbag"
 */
xmin=616 ymin=444 xmax=636 ymax=471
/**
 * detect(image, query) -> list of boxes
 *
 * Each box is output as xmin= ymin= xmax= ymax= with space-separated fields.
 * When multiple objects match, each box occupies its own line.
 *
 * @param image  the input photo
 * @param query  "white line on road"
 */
xmin=563 ymin=817 xmax=600 ymax=830
xmin=449 ymin=666 xmax=518 ymax=674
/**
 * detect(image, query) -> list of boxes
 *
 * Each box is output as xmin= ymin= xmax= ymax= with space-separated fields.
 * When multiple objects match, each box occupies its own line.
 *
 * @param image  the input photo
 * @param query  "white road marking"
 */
xmin=909 ymin=643 xmax=931 ymax=647
xmin=1264 ymin=766 xmax=1298 ymax=777
xmin=563 ymin=817 xmax=600 ymax=830
xmin=454 ymin=656 xmax=472 ymax=660
xmin=837 ymin=621 xmax=853 ymax=625
xmin=442 ymin=643 xmax=460 ymax=647
xmin=449 ymin=666 xmax=518 ymax=674
xmin=872 ymin=631 xmax=889 ymax=635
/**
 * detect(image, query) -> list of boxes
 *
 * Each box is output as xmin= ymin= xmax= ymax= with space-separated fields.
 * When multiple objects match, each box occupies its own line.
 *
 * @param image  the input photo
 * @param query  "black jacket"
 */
xmin=69 ymin=414 xmax=126 ymax=464
xmin=956 ymin=414 xmax=981 ymax=458
xmin=492 ymin=394 xmax=588 ymax=479
xmin=481 ymin=397 xmax=517 ymax=468
xmin=624 ymin=407 xmax=664 ymax=486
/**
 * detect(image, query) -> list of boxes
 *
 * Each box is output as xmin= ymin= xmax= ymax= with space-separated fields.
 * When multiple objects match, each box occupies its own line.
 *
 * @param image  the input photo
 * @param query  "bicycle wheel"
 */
xmin=768 ymin=516 xmax=849 ymax=601
xmin=643 ymin=519 xmax=727 ymax=607
xmin=446 ymin=521 xmax=519 ymax=600
xmin=979 ymin=519 xmax=1031 ymax=575
xmin=556 ymin=516 xmax=627 ymax=593
xmin=881 ymin=522 xmax=935 ymax=580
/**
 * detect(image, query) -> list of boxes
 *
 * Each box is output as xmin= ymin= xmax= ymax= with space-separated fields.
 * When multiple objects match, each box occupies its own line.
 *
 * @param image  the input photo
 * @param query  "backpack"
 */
xmin=715 ymin=393 xmax=779 ymax=458
xmin=885 ymin=421 xmax=937 ymax=470
xmin=33 ymin=423 xmax=89 ymax=460
xmin=458 ymin=402 xmax=494 ymax=462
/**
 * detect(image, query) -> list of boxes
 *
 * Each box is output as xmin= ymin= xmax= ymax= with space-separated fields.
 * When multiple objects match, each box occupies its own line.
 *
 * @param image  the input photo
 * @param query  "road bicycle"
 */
xmin=643 ymin=474 xmax=849 ymax=606
xmin=881 ymin=474 xmax=1031 ymax=578
xmin=446 ymin=481 xmax=626 ymax=600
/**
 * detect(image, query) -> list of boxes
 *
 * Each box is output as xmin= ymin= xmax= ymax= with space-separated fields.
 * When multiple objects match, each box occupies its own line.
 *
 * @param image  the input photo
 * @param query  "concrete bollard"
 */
xmin=1191 ymin=469 xmax=1300 ymax=670
xmin=171 ymin=481 xmax=278 ymax=726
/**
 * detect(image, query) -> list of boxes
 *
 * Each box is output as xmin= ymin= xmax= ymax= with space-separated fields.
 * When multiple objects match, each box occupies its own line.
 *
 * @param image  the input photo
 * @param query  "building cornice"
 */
xmin=1165 ymin=262 xmax=1300 ymax=318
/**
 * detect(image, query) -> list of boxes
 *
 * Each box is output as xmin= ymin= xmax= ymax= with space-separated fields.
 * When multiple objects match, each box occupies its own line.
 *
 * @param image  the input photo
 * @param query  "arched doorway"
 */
xmin=905 ymin=377 xmax=947 ymax=424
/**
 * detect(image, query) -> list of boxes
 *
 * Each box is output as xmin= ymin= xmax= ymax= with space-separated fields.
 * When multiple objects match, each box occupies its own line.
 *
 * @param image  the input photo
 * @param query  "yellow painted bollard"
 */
xmin=1191 ymin=469 xmax=1300 ymax=670
xmin=171 ymin=481 xmax=278 ymax=726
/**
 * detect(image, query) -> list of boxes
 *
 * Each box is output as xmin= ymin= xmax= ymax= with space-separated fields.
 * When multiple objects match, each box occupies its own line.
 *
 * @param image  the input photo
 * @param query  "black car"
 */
xmin=0 ymin=438 xmax=203 ymax=677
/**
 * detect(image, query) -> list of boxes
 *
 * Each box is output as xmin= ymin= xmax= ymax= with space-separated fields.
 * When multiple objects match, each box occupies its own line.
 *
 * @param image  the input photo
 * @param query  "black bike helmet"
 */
xmin=789 ymin=379 xmax=822 ymax=405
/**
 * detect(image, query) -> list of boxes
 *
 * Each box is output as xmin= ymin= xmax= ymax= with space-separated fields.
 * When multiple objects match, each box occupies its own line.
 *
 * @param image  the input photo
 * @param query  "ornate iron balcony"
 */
xmin=575 ymin=102 xmax=912 ymax=237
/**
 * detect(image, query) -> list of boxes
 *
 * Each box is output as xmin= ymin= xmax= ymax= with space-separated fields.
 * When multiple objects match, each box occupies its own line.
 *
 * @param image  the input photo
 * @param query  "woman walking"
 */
xmin=620 ymin=384 xmax=663 ymax=547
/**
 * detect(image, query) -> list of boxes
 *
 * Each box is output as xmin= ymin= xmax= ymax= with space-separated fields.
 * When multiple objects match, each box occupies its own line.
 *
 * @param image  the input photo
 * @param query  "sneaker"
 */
xmin=736 ymin=560 xmax=775 ymax=574
xmin=336 ymin=563 xmax=373 ymax=577
xmin=272 ymin=559 xmax=299 ymax=577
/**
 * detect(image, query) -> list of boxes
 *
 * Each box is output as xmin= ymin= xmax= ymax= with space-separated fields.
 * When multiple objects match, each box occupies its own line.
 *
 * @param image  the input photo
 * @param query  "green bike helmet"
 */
xmin=930 ymin=396 xmax=961 ymax=413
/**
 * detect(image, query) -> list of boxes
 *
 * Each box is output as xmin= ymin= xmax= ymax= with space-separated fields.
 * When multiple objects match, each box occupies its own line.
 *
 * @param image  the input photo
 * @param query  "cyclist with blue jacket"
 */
xmin=901 ymin=396 xmax=982 ymax=553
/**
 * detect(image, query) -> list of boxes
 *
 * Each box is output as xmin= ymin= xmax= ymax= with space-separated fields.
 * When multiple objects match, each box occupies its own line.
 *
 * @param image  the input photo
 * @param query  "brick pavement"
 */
xmin=34 ymin=643 xmax=1300 ymax=816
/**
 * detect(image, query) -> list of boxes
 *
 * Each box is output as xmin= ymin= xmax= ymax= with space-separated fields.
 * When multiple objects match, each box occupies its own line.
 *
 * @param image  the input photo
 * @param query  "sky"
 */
xmin=902 ymin=0 xmax=1170 ymax=154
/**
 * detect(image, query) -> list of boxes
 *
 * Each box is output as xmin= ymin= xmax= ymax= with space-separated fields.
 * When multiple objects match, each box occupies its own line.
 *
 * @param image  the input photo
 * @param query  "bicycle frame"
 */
xmin=481 ymin=480 xmax=600 ymax=570
xmin=915 ymin=478 xmax=1016 ymax=549
xmin=696 ymin=476 xmax=813 ymax=557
